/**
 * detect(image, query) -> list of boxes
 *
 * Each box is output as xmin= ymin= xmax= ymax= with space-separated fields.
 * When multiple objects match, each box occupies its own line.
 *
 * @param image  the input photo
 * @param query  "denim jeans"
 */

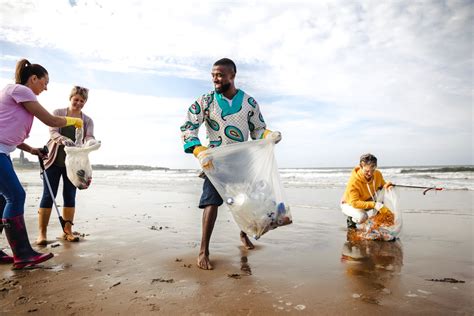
xmin=39 ymin=164 xmax=77 ymax=208
xmin=0 ymin=154 xmax=26 ymax=218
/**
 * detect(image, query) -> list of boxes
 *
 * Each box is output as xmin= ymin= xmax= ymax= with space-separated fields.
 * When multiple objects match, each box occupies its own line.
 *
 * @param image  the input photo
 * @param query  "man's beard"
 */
xmin=215 ymin=82 xmax=231 ymax=94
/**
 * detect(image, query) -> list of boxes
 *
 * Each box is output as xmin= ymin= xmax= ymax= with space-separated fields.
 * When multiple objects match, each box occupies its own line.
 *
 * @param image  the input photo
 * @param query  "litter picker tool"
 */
xmin=392 ymin=184 xmax=443 ymax=195
xmin=38 ymin=146 xmax=73 ymax=233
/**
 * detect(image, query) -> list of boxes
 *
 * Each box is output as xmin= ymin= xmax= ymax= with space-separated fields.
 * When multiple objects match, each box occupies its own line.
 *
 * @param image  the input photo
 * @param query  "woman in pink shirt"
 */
xmin=0 ymin=59 xmax=83 ymax=269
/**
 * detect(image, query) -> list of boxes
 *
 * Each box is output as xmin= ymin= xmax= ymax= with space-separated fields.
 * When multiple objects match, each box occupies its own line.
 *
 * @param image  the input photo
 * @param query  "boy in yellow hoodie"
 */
xmin=341 ymin=153 xmax=393 ymax=228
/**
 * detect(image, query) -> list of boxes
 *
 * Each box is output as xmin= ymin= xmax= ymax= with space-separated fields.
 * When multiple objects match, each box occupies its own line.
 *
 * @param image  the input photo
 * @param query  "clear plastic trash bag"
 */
xmin=357 ymin=187 xmax=403 ymax=241
xmin=202 ymin=139 xmax=292 ymax=239
xmin=64 ymin=128 xmax=101 ymax=190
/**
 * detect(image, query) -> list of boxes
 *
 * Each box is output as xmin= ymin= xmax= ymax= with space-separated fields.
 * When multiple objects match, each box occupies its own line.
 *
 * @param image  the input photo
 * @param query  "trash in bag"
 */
xmin=64 ymin=128 xmax=101 ymax=190
xmin=202 ymin=139 xmax=292 ymax=239
xmin=349 ymin=188 xmax=402 ymax=241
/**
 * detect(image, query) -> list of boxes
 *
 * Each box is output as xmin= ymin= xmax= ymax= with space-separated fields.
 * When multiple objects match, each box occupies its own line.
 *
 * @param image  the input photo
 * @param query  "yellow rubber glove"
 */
xmin=193 ymin=146 xmax=213 ymax=170
xmin=262 ymin=129 xmax=282 ymax=144
xmin=379 ymin=206 xmax=392 ymax=215
xmin=193 ymin=146 xmax=208 ymax=158
xmin=383 ymin=182 xmax=394 ymax=190
xmin=262 ymin=129 xmax=272 ymax=139
xmin=65 ymin=117 xmax=83 ymax=128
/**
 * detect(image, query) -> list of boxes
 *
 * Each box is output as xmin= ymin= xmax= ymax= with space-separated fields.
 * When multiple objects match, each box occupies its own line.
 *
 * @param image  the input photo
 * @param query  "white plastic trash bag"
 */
xmin=202 ymin=139 xmax=292 ymax=239
xmin=64 ymin=128 xmax=101 ymax=190
xmin=357 ymin=187 xmax=403 ymax=241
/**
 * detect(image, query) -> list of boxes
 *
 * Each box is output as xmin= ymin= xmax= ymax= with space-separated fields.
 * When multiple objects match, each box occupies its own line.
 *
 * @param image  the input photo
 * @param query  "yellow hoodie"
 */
xmin=342 ymin=166 xmax=387 ymax=210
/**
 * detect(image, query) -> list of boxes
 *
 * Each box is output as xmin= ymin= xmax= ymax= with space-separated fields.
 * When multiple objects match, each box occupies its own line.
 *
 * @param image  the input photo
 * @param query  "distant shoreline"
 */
xmin=13 ymin=161 xmax=169 ymax=171
xmin=12 ymin=159 xmax=473 ymax=172
xmin=90 ymin=164 xmax=170 ymax=171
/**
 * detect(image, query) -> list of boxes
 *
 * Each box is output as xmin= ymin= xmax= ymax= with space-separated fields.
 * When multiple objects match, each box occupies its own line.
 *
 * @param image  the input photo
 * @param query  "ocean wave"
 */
xmin=407 ymin=174 xmax=436 ymax=179
xmin=400 ymin=166 xmax=474 ymax=173
xmin=280 ymin=168 xmax=351 ymax=174
xmin=402 ymin=209 xmax=472 ymax=216
xmin=17 ymin=167 xmax=474 ymax=191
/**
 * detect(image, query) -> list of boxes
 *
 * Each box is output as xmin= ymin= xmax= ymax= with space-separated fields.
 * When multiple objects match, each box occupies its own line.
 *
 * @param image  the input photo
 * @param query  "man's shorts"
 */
xmin=199 ymin=176 xmax=223 ymax=209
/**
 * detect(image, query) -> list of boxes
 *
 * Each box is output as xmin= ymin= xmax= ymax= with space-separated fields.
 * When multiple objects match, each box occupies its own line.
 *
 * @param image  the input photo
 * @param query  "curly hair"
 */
xmin=213 ymin=58 xmax=237 ymax=74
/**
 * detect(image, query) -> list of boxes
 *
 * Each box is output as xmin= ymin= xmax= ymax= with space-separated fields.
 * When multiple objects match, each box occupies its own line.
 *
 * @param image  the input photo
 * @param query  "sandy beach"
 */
xmin=0 ymin=169 xmax=472 ymax=315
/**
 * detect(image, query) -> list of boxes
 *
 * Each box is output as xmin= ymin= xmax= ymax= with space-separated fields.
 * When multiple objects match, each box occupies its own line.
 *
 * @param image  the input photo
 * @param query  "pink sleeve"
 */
xmin=11 ymin=85 xmax=37 ymax=103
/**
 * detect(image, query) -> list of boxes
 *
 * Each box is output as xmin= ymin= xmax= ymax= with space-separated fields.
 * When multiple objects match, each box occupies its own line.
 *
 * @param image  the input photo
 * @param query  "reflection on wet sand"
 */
xmin=239 ymin=247 xmax=252 ymax=275
xmin=341 ymin=230 xmax=404 ymax=305
xmin=240 ymin=255 xmax=252 ymax=275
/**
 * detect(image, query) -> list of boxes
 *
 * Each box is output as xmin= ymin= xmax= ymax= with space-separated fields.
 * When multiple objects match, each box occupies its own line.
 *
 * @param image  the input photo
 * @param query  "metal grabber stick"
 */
xmin=392 ymin=184 xmax=444 ymax=195
xmin=38 ymin=146 xmax=73 ymax=233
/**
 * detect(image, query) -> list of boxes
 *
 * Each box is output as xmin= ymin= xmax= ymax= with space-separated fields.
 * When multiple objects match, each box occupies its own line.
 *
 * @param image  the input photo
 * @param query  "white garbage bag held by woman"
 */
xmin=64 ymin=128 xmax=101 ymax=190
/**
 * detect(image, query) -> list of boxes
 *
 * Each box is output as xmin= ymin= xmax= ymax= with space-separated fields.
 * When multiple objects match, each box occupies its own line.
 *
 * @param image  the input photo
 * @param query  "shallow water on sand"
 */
xmin=0 ymin=169 xmax=471 ymax=314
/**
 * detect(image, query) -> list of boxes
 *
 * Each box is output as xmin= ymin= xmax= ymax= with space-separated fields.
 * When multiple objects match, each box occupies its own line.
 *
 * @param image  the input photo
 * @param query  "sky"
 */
xmin=0 ymin=0 xmax=472 ymax=168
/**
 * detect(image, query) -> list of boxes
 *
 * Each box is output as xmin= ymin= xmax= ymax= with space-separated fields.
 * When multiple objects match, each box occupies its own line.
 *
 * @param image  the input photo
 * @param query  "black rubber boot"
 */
xmin=0 ymin=249 xmax=13 ymax=264
xmin=2 ymin=215 xmax=54 ymax=269
xmin=346 ymin=217 xmax=357 ymax=229
xmin=0 ymin=196 xmax=13 ymax=264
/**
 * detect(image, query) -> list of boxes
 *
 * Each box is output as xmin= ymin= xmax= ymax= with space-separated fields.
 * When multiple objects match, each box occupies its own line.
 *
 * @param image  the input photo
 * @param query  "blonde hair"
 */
xmin=70 ymin=86 xmax=89 ymax=101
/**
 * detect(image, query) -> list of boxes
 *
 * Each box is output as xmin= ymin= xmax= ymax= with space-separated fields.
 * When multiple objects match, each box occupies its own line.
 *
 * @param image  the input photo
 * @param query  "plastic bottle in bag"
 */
xmin=204 ymin=139 xmax=292 ymax=239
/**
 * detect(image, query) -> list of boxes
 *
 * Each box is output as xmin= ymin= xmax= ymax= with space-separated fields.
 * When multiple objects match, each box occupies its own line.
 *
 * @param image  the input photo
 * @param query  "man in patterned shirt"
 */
xmin=181 ymin=58 xmax=282 ymax=270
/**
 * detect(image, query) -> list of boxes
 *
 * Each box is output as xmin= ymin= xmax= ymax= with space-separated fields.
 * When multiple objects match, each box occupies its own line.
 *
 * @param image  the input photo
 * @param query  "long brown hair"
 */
xmin=14 ymin=59 xmax=48 ymax=85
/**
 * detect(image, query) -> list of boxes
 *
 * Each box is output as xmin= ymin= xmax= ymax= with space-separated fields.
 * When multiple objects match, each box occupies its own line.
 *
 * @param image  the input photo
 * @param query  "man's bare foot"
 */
xmin=240 ymin=232 xmax=255 ymax=250
xmin=197 ymin=251 xmax=213 ymax=270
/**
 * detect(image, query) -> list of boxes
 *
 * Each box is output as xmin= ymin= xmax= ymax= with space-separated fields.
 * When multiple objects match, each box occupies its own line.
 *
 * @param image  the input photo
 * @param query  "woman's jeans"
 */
xmin=0 ymin=154 xmax=25 ymax=218
xmin=39 ymin=164 xmax=77 ymax=208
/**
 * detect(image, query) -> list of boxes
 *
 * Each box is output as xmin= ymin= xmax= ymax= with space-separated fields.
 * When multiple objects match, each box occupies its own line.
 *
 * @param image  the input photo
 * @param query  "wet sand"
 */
xmin=0 ymin=171 xmax=473 ymax=315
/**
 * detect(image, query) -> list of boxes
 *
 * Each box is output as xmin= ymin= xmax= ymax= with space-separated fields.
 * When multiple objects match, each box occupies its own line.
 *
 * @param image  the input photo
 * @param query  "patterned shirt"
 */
xmin=181 ymin=89 xmax=267 ymax=153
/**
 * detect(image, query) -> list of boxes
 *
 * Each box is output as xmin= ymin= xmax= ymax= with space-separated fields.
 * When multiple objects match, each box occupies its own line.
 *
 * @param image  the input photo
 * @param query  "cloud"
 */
xmin=0 ymin=0 xmax=472 ymax=167
xmin=0 ymin=76 xmax=195 ymax=168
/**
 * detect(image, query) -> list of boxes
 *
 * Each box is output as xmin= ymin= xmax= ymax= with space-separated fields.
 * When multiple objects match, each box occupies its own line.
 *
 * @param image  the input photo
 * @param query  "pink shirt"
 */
xmin=0 ymin=84 xmax=37 ymax=149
